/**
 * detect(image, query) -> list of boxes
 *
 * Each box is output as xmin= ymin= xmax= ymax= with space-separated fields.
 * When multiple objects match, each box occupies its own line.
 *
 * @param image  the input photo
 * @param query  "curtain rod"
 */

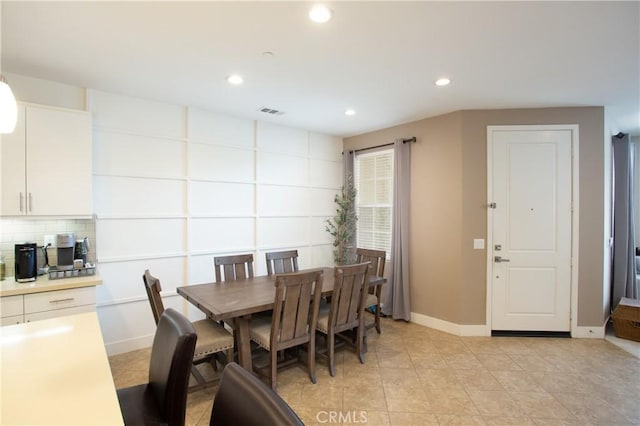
xmin=348 ymin=136 xmax=416 ymax=154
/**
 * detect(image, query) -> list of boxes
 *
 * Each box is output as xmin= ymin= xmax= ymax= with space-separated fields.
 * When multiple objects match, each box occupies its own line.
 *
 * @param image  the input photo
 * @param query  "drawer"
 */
xmin=1 ymin=295 xmax=24 ymax=317
xmin=24 ymin=286 xmax=96 ymax=314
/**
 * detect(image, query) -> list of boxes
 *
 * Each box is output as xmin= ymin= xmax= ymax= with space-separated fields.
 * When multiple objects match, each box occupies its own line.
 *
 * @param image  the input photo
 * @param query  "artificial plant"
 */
xmin=325 ymin=173 xmax=358 ymax=265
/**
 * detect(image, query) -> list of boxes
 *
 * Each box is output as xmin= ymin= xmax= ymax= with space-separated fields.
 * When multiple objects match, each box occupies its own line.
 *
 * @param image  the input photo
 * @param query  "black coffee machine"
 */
xmin=15 ymin=243 xmax=37 ymax=282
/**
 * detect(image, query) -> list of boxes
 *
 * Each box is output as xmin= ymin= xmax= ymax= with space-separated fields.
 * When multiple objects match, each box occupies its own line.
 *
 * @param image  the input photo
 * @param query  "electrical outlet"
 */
xmin=44 ymin=235 xmax=55 ymax=247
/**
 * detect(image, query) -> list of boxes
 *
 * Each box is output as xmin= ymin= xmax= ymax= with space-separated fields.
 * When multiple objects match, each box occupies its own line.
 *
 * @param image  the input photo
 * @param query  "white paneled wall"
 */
xmin=90 ymin=91 xmax=342 ymax=355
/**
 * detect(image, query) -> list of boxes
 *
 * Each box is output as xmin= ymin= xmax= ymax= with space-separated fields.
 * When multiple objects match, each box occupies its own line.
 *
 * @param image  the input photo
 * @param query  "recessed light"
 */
xmin=309 ymin=5 xmax=332 ymax=23
xmin=435 ymin=77 xmax=451 ymax=86
xmin=227 ymin=74 xmax=243 ymax=85
xmin=345 ymin=109 xmax=356 ymax=116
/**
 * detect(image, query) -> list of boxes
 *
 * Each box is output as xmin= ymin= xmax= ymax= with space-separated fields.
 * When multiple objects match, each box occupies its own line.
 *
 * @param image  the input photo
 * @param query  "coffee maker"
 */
xmin=15 ymin=243 xmax=37 ymax=282
xmin=56 ymin=233 xmax=76 ymax=271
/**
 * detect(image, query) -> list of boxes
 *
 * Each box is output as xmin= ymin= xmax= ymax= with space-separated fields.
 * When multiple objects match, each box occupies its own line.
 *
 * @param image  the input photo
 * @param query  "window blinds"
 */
xmin=354 ymin=149 xmax=393 ymax=256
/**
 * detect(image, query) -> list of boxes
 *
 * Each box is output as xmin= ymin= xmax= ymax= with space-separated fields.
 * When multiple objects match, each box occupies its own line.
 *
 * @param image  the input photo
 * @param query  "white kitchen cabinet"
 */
xmin=0 ymin=103 xmax=92 ymax=216
xmin=0 ymin=285 xmax=96 ymax=325
xmin=0 ymin=295 xmax=24 ymax=326
xmin=1 ymin=315 xmax=25 ymax=326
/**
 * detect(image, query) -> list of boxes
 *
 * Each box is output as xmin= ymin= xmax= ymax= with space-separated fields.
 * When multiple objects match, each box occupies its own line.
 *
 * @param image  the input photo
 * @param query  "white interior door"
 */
xmin=489 ymin=127 xmax=572 ymax=332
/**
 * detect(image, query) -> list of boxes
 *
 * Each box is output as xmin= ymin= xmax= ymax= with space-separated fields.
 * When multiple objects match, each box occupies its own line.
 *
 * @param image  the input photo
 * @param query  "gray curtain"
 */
xmin=611 ymin=133 xmax=638 ymax=307
xmin=382 ymin=139 xmax=411 ymax=320
xmin=343 ymin=150 xmax=356 ymax=263
xmin=343 ymin=149 xmax=354 ymax=186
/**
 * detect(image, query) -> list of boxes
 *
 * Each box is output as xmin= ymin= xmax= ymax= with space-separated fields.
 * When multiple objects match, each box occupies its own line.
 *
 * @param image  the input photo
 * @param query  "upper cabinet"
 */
xmin=0 ymin=103 xmax=92 ymax=216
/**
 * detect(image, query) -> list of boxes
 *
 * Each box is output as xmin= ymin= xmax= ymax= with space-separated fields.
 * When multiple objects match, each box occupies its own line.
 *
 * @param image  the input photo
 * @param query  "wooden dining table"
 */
xmin=177 ymin=267 xmax=385 ymax=371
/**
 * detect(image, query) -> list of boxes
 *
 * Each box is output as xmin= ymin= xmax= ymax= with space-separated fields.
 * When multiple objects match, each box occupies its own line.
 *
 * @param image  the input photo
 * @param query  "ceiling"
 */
xmin=2 ymin=1 xmax=639 ymax=138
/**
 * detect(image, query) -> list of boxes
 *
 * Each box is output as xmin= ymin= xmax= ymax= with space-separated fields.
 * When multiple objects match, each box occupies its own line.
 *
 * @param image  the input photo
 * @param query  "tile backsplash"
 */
xmin=0 ymin=218 xmax=96 ymax=277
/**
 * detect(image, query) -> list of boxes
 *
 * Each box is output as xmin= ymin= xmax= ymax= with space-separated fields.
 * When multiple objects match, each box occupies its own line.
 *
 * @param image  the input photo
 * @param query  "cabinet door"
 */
xmin=0 ymin=105 xmax=27 ymax=215
xmin=1 ymin=315 xmax=25 ymax=326
xmin=1 ymin=295 xmax=24 ymax=317
xmin=26 ymin=106 xmax=92 ymax=215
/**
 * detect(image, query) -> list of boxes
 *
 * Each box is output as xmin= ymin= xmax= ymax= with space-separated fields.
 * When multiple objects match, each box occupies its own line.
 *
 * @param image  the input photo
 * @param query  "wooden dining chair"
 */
xmin=248 ymin=269 xmax=324 ymax=390
xmin=214 ymin=254 xmax=254 ymax=282
xmin=316 ymin=262 xmax=371 ymax=376
xmin=117 ymin=308 xmax=196 ymax=426
xmin=265 ymin=250 xmax=299 ymax=276
xmin=355 ymin=248 xmax=386 ymax=333
xmin=143 ymin=270 xmax=234 ymax=389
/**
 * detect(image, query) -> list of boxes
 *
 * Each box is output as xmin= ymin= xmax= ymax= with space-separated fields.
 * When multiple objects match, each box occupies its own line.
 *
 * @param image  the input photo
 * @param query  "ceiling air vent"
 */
xmin=259 ymin=107 xmax=285 ymax=116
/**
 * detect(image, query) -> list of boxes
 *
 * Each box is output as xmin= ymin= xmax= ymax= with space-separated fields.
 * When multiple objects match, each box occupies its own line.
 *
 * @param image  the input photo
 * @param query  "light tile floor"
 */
xmin=109 ymin=317 xmax=640 ymax=425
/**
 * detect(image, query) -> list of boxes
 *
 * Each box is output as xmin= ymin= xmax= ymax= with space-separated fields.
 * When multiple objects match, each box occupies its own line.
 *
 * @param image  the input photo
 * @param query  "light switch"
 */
xmin=473 ymin=239 xmax=485 ymax=250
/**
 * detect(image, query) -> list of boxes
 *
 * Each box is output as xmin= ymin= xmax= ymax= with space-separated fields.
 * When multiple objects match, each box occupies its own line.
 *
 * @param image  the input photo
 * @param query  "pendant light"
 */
xmin=0 ymin=74 xmax=18 ymax=134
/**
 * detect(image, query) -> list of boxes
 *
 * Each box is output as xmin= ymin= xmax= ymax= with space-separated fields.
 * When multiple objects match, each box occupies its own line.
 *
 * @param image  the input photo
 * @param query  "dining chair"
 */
xmin=143 ymin=270 xmax=234 ymax=389
xmin=117 ymin=308 xmax=196 ymax=426
xmin=265 ymin=249 xmax=299 ymax=275
xmin=355 ymin=248 xmax=386 ymax=333
xmin=214 ymin=253 xmax=254 ymax=282
xmin=209 ymin=362 xmax=303 ymax=426
xmin=316 ymin=262 xmax=371 ymax=376
xmin=248 ymin=269 xmax=324 ymax=390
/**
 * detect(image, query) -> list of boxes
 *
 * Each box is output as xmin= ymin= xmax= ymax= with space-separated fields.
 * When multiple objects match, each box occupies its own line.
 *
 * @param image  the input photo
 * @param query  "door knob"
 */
xmin=494 ymin=256 xmax=510 ymax=263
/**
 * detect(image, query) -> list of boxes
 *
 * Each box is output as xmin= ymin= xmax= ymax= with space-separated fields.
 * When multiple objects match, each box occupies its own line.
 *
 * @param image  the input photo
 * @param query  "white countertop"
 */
xmin=0 ymin=312 xmax=123 ymax=425
xmin=0 ymin=272 xmax=102 ymax=297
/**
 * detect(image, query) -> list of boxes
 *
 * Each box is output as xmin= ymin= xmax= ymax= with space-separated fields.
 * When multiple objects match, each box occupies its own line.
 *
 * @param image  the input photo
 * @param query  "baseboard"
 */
xmin=571 ymin=324 xmax=606 ymax=338
xmin=105 ymin=333 xmax=154 ymax=356
xmin=411 ymin=312 xmax=608 ymax=339
xmin=410 ymin=312 xmax=490 ymax=336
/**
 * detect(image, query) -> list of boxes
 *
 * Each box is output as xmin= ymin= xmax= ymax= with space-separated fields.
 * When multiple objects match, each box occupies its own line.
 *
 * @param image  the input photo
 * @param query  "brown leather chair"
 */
xmin=117 ymin=308 xmax=196 ymax=426
xmin=209 ymin=362 xmax=303 ymax=426
xmin=265 ymin=250 xmax=299 ymax=275
xmin=143 ymin=270 xmax=234 ymax=389
xmin=249 ymin=269 xmax=324 ymax=390
xmin=316 ymin=262 xmax=371 ymax=376
xmin=355 ymin=248 xmax=386 ymax=333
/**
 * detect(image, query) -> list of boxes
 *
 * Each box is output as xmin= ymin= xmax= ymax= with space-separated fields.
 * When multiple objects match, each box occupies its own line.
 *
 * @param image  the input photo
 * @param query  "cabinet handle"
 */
xmin=49 ymin=297 xmax=75 ymax=304
xmin=28 ymin=193 xmax=33 ymax=212
xmin=19 ymin=192 xmax=24 ymax=212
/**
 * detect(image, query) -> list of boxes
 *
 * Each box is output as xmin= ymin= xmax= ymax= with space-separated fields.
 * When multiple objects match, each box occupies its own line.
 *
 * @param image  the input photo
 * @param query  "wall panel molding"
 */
xmin=91 ymin=89 xmax=342 ymax=354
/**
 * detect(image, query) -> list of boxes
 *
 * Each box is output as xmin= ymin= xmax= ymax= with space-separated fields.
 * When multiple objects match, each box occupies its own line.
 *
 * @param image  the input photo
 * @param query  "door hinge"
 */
xmin=488 ymin=202 xmax=497 ymax=209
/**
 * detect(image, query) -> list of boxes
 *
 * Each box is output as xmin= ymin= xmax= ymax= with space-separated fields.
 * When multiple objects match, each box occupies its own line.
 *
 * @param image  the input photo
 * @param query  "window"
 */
xmin=354 ymin=148 xmax=393 ymax=257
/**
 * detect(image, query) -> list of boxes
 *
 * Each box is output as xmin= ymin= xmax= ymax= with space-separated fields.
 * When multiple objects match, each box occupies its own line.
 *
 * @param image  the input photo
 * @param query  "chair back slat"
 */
xmin=143 ymin=269 xmax=165 ymax=325
xmin=295 ymin=282 xmax=313 ymax=338
xmin=271 ymin=270 xmax=323 ymax=350
xmin=266 ymin=250 xmax=299 ymax=275
xmin=280 ymin=284 xmax=302 ymax=341
xmin=330 ymin=262 xmax=370 ymax=333
xmin=214 ymin=254 xmax=254 ymax=282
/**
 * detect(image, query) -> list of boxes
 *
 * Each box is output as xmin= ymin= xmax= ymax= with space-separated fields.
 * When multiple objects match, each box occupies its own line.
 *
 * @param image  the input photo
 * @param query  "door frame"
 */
xmin=486 ymin=125 xmax=580 ymax=336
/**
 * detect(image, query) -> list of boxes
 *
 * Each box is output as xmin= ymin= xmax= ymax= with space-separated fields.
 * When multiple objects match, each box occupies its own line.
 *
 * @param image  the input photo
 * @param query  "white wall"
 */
xmin=4 ymin=74 xmax=342 ymax=355
xmin=89 ymin=90 xmax=341 ymax=355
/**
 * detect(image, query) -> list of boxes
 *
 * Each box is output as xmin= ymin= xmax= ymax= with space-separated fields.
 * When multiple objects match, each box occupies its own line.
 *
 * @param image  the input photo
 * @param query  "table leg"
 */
xmin=234 ymin=315 xmax=253 ymax=371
